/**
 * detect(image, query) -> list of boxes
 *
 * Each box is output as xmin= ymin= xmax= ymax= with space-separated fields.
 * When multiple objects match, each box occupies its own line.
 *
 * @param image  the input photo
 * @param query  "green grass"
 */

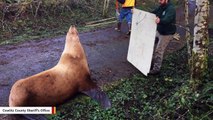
xmin=46 ymin=47 xmax=213 ymax=120
xmin=0 ymin=14 xmax=115 ymax=45
xmin=0 ymin=20 xmax=116 ymax=45
xmin=0 ymin=1 xmax=116 ymax=45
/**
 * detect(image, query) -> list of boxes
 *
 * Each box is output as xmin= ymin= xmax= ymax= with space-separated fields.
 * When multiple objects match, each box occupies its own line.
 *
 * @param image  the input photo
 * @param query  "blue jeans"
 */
xmin=119 ymin=8 xmax=132 ymax=25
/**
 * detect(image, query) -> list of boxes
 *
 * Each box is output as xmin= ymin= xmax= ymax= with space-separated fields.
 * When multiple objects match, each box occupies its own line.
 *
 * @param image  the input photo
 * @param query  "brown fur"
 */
xmin=9 ymin=26 xmax=99 ymax=107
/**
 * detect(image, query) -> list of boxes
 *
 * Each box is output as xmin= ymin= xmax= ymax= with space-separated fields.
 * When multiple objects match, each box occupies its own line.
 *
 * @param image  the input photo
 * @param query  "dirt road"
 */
xmin=0 ymin=23 xmax=186 ymax=107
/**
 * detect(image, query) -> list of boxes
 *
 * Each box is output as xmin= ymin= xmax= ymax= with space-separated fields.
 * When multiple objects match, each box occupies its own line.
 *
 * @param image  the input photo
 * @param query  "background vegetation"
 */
xmin=0 ymin=0 xmax=116 ymax=44
xmin=0 ymin=0 xmax=183 ymax=45
xmin=0 ymin=0 xmax=212 ymax=119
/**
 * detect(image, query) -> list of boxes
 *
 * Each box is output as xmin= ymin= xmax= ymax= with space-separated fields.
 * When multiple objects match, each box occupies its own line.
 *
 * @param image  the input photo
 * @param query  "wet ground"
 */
xmin=0 ymin=2 xmax=212 ymax=120
xmin=0 ymin=23 xmax=187 ymax=104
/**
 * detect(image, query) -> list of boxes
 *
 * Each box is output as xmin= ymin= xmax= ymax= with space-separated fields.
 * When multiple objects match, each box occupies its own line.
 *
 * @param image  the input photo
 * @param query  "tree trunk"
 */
xmin=103 ymin=0 xmax=110 ymax=17
xmin=191 ymin=0 xmax=209 ymax=90
xmin=184 ymin=0 xmax=192 ymax=65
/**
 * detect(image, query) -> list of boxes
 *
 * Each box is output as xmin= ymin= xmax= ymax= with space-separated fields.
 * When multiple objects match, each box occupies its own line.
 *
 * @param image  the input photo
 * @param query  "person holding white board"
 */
xmin=149 ymin=0 xmax=176 ymax=75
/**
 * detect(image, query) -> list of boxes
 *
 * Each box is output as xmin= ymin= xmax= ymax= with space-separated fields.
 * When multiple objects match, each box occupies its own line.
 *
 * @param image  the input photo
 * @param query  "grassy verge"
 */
xmin=0 ymin=0 xmax=116 ymax=45
xmin=0 ymin=19 xmax=116 ymax=45
xmin=46 ymin=47 xmax=212 ymax=119
xmin=0 ymin=0 xmax=185 ymax=46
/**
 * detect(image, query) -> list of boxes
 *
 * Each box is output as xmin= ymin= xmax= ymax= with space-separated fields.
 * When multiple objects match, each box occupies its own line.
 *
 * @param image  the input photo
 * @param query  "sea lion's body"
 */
xmin=9 ymin=26 xmax=110 ymax=108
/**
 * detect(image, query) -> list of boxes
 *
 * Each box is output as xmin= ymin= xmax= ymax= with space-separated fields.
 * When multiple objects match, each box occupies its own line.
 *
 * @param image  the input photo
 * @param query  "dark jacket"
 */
xmin=152 ymin=2 xmax=176 ymax=35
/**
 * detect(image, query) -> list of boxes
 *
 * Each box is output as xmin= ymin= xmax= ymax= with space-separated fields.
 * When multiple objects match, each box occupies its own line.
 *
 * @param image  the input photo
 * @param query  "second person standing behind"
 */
xmin=115 ymin=0 xmax=135 ymax=35
xmin=149 ymin=0 xmax=176 ymax=75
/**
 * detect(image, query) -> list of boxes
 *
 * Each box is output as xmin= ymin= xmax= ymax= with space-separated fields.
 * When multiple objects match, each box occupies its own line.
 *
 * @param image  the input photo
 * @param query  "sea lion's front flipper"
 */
xmin=82 ymin=88 xmax=111 ymax=109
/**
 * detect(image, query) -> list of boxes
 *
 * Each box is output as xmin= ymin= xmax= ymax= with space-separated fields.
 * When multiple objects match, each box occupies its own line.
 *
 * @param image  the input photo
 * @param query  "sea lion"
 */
xmin=9 ymin=26 xmax=111 ymax=109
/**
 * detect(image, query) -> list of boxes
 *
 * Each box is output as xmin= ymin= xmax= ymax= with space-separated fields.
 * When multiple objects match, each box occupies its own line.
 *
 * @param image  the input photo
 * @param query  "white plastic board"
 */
xmin=127 ymin=8 xmax=157 ymax=76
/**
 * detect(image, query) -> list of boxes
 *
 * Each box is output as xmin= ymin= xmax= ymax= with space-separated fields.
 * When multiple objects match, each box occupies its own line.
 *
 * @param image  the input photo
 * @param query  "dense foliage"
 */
xmin=0 ymin=0 xmax=115 ymax=44
xmin=0 ymin=0 xmax=184 ymax=45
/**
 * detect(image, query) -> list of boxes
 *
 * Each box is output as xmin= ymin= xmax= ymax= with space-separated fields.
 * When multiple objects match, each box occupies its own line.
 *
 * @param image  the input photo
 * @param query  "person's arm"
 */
xmin=116 ymin=0 xmax=119 ymax=10
xmin=159 ymin=7 xmax=176 ymax=24
xmin=142 ymin=0 xmax=146 ymax=5
xmin=115 ymin=0 xmax=120 ymax=19
xmin=151 ymin=7 xmax=159 ymax=14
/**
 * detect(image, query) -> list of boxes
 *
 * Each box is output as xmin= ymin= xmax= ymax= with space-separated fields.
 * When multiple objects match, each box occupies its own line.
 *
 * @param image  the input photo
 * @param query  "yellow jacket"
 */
xmin=122 ymin=0 xmax=135 ymax=7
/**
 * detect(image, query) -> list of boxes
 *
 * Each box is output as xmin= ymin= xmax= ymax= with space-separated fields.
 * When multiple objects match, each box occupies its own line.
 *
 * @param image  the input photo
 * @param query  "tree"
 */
xmin=103 ymin=0 xmax=110 ymax=17
xmin=191 ymin=0 xmax=209 ymax=90
xmin=184 ymin=0 xmax=192 ymax=63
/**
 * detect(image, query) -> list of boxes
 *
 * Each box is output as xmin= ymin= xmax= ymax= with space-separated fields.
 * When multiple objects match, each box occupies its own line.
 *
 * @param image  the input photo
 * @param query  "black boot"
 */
xmin=115 ymin=22 xmax=121 ymax=31
xmin=126 ymin=23 xmax=131 ymax=35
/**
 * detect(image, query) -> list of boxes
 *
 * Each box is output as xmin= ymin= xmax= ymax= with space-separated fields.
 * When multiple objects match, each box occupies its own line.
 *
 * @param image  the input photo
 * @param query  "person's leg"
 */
xmin=115 ymin=22 xmax=121 ymax=31
xmin=115 ymin=8 xmax=125 ymax=31
xmin=150 ymin=32 xmax=173 ymax=74
xmin=115 ymin=9 xmax=121 ymax=31
xmin=126 ymin=9 xmax=132 ymax=35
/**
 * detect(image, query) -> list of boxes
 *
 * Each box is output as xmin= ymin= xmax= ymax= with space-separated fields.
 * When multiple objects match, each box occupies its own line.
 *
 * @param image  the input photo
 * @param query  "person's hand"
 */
xmin=156 ymin=17 xmax=160 ymax=24
xmin=142 ymin=2 xmax=146 ymax=5
xmin=116 ymin=9 xmax=120 ymax=20
xmin=116 ymin=9 xmax=120 ymax=16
